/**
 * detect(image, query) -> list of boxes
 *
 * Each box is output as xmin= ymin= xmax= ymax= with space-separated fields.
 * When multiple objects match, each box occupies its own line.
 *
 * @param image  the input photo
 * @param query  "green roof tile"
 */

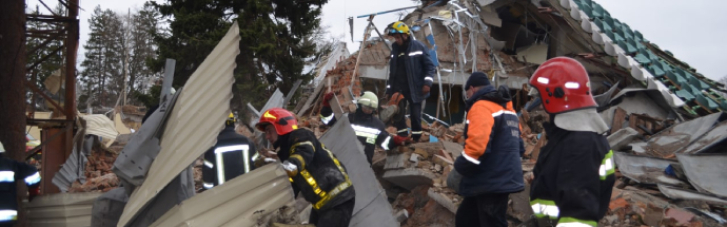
xmin=695 ymin=93 xmax=719 ymax=110
xmin=634 ymin=53 xmax=651 ymax=65
xmin=649 ymin=63 xmax=667 ymax=77
xmin=618 ymin=40 xmax=638 ymax=54
xmin=666 ymin=71 xmax=684 ymax=83
xmin=675 ymin=89 xmax=695 ymax=101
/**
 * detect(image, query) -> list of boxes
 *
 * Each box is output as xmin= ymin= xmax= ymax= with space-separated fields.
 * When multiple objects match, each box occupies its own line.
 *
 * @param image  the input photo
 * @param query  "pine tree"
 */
xmin=147 ymin=0 xmax=330 ymax=113
xmin=79 ymin=6 xmax=124 ymax=108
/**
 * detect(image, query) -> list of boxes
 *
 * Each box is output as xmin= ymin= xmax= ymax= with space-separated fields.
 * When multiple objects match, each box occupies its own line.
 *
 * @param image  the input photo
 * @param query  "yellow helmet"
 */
xmin=226 ymin=112 xmax=236 ymax=126
xmin=387 ymin=21 xmax=410 ymax=35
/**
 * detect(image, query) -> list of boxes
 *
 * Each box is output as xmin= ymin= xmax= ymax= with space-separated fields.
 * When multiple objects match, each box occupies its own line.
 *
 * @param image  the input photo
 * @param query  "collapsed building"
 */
xmin=21 ymin=0 xmax=727 ymax=227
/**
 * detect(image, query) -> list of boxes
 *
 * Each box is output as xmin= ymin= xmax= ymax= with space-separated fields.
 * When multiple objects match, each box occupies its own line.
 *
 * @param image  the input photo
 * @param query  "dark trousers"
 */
xmin=0 ymin=221 xmax=15 ymax=227
xmin=309 ymin=198 xmax=355 ymax=227
xmin=394 ymin=95 xmax=423 ymax=141
xmin=455 ymin=193 xmax=509 ymax=227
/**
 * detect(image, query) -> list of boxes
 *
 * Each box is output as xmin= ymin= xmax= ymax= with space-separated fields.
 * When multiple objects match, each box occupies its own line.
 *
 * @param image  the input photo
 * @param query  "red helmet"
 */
xmin=255 ymin=108 xmax=298 ymax=135
xmin=529 ymin=57 xmax=596 ymax=114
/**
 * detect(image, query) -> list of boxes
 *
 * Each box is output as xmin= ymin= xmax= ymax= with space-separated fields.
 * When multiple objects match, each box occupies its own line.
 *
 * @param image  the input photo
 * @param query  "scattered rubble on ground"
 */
xmin=67 ymin=139 xmax=122 ymax=193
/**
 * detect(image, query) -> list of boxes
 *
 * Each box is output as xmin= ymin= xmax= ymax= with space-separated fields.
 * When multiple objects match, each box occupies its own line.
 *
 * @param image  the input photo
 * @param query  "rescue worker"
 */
xmin=202 ymin=113 xmax=257 ymax=190
xmin=255 ymin=108 xmax=355 ymax=227
xmin=384 ymin=21 xmax=436 ymax=142
xmin=528 ymin=57 xmax=615 ymax=227
xmin=453 ymin=72 xmax=525 ymax=227
xmin=1 ymin=141 xmax=41 ymax=227
xmin=319 ymin=91 xmax=408 ymax=165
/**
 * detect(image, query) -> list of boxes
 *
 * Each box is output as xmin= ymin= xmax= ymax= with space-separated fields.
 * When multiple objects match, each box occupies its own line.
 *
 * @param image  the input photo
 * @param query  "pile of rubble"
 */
xmin=67 ymin=139 xmax=123 ymax=193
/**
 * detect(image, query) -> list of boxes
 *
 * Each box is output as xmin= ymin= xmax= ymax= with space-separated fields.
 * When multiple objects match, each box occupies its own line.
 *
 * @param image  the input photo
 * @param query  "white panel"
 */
xmin=118 ymin=22 xmax=241 ymax=227
xmin=581 ymin=19 xmax=592 ymax=32
xmin=604 ymin=42 xmax=617 ymax=56
xmin=570 ymin=5 xmax=581 ymax=20
xmin=617 ymin=53 xmax=630 ymax=68
xmin=560 ymin=0 xmax=571 ymax=8
xmin=630 ymin=66 xmax=648 ymax=82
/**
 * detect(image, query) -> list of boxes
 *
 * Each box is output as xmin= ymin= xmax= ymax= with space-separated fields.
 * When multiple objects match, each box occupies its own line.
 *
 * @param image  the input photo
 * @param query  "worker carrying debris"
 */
xmin=0 ymin=141 xmax=41 ymax=226
xmin=452 ymin=72 xmax=525 ymax=227
xmin=202 ymin=113 xmax=257 ymax=190
xmin=528 ymin=57 xmax=615 ymax=227
xmin=384 ymin=21 xmax=435 ymax=142
xmin=319 ymin=91 xmax=409 ymax=165
xmin=255 ymin=108 xmax=356 ymax=227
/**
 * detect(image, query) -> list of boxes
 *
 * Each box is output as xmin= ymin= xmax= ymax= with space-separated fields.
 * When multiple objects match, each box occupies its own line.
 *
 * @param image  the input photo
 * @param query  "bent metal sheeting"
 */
xmin=117 ymin=22 xmax=240 ymax=226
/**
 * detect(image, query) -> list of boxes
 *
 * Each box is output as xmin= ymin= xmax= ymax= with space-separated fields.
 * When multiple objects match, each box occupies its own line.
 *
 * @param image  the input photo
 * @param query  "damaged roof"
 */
xmin=557 ymin=0 xmax=727 ymax=115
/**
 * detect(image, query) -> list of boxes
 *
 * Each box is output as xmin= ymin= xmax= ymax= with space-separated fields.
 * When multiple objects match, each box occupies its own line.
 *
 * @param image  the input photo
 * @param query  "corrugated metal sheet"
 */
xmin=319 ymin=116 xmax=399 ymax=227
xmin=677 ymin=154 xmax=727 ymax=198
xmin=248 ymin=88 xmax=284 ymax=148
xmin=52 ymin=135 xmax=95 ymax=192
xmin=149 ymin=164 xmax=294 ymax=226
xmin=612 ymin=152 xmax=682 ymax=186
xmin=658 ymin=184 xmax=727 ymax=206
xmin=118 ymin=22 xmax=240 ymax=227
xmin=26 ymin=192 xmax=102 ymax=227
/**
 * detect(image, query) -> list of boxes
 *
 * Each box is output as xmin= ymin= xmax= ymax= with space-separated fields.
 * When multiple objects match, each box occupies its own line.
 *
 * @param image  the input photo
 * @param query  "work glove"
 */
xmin=393 ymin=135 xmax=410 ymax=146
xmin=281 ymin=160 xmax=299 ymax=178
xmin=322 ymin=92 xmax=335 ymax=107
xmin=29 ymin=186 xmax=40 ymax=201
xmin=421 ymin=85 xmax=430 ymax=95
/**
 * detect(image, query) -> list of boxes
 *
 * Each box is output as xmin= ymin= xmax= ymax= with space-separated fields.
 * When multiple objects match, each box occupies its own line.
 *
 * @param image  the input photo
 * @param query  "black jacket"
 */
xmin=320 ymin=106 xmax=393 ymax=165
xmin=529 ymin=122 xmax=615 ymax=227
xmin=202 ymin=125 xmax=256 ymax=189
xmin=275 ymin=129 xmax=355 ymax=211
xmin=1 ymin=156 xmax=41 ymax=223
xmin=454 ymin=85 xmax=525 ymax=196
xmin=386 ymin=39 xmax=435 ymax=103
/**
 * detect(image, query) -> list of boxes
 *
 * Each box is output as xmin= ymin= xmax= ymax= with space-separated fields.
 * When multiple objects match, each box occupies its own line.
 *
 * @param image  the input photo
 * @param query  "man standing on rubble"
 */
xmin=528 ymin=57 xmax=614 ymax=227
xmin=201 ymin=113 xmax=257 ymax=190
xmin=256 ymin=108 xmax=355 ymax=227
xmin=319 ymin=91 xmax=409 ymax=165
xmin=385 ymin=21 xmax=435 ymax=142
xmin=0 ymin=141 xmax=41 ymax=227
xmin=452 ymin=72 xmax=525 ymax=227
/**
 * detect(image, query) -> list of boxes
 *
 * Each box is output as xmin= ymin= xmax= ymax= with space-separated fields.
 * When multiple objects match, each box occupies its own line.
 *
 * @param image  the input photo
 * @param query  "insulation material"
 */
xmin=80 ymin=114 xmax=119 ymax=147
xmin=115 ymin=113 xmax=131 ymax=134
xmin=149 ymin=164 xmax=295 ymax=227
xmin=26 ymin=192 xmax=103 ymax=227
xmin=118 ymin=21 xmax=240 ymax=226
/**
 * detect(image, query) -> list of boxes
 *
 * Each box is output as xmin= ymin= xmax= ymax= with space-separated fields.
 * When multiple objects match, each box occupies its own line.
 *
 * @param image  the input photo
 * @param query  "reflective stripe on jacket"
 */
xmin=453 ymin=85 xmax=524 ymax=196
xmin=320 ymin=106 xmax=392 ymax=164
xmin=529 ymin=122 xmax=615 ymax=227
xmin=276 ymin=129 xmax=355 ymax=211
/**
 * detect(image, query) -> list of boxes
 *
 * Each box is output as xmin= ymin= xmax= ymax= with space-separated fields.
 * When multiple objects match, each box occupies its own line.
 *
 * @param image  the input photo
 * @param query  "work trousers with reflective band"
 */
xmin=394 ymin=96 xmax=423 ymax=141
xmin=309 ymin=197 xmax=355 ymax=227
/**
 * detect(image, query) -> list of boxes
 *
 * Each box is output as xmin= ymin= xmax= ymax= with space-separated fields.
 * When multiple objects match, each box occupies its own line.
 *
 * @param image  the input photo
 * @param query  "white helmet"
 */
xmin=358 ymin=91 xmax=379 ymax=109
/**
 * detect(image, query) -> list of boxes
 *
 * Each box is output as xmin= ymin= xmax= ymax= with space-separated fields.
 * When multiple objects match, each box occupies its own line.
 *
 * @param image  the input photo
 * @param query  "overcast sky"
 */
xmin=27 ymin=0 xmax=727 ymax=80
